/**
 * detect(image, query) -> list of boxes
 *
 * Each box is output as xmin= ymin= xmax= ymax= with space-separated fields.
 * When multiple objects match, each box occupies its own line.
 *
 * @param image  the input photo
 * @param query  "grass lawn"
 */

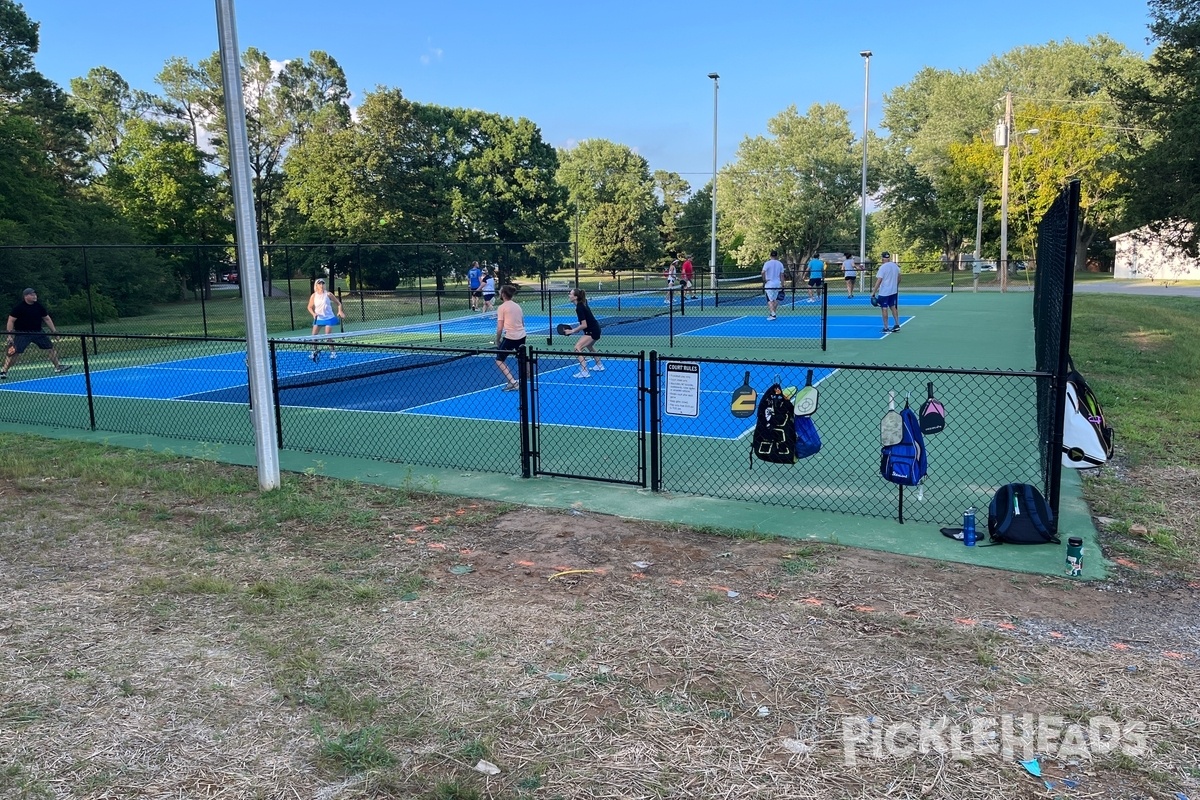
xmin=1 ymin=292 xmax=1198 ymax=799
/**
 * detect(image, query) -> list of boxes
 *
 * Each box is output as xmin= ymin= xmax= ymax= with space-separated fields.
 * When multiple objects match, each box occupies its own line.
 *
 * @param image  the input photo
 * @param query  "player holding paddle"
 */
xmin=307 ymin=278 xmax=345 ymax=362
xmin=562 ymin=288 xmax=604 ymax=379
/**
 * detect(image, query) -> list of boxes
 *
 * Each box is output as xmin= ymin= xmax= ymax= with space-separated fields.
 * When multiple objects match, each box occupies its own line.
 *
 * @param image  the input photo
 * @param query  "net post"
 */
xmin=820 ymin=282 xmax=828 ymax=351
xmin=668 ymin=288 xmax=675 ymax=349
xmin=79 ymin=334 xmax=96 ymax=430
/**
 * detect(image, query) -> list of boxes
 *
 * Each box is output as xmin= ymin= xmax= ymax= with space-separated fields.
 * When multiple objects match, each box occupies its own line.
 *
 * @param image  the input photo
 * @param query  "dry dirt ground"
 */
xmin=1 ymin=465 xmax=1198 ymax=800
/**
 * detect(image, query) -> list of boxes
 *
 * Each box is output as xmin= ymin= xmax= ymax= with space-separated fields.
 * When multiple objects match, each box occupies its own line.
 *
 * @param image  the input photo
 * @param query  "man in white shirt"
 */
xmin=761 ymin=251 xmax=786 ymax=320
xmin=871 ymin=251 xmax=902 ymax=333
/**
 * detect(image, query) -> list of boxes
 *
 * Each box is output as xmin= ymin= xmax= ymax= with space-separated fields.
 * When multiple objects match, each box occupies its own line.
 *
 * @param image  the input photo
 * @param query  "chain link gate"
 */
xmin=527 ymin=348 xmax=648 ymax=486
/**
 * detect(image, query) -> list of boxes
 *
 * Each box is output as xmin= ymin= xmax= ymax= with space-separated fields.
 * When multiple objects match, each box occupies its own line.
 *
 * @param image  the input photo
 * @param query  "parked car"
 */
xmin=222 ymin=271 xmax=239 ymax=284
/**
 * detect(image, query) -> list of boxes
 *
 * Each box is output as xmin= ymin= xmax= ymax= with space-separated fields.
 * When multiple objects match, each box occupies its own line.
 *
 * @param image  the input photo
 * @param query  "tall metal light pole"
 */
xmin=708 ymin=72 xmax=719 ymax=292
xmin=859 ymin=51 xmax=872 ymax=283
xmin=216 ymin=0 xmax=279 ymax=490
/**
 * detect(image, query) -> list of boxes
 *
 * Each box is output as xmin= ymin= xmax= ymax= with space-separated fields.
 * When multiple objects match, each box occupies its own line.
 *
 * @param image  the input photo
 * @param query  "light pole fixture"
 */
xmin=859 ymin=51 xmax=871 ymax=282
xmin=708 ymin=72 xmax=719 ymax=292
xmin=996 ymin=91 xmax=1038 ymax=292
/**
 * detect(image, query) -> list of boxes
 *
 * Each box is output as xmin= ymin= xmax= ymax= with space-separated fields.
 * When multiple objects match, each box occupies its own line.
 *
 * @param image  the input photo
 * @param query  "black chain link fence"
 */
xmin=0 ymin=334 xmax=1051 ymax=525
xmin=1033 ymin=181 xmax=1080 ymax=518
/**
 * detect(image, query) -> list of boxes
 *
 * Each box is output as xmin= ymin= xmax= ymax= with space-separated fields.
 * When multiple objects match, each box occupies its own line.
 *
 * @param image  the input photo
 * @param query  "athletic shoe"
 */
xmin=573 ymin=370 xmax=590 ymax=379
xmin=591 ymin=363 xmax=605 ymax=372
xmin=891 ymin=325 xmax=901 ymax=332
xmin=0 ymin=372 xmax=6 ymax=380
xmin=767 ymin=314 xmax=777 ymax=320
xmin=329 ymin=351 xmax=337 ymax=359
xmin=881 ymin=328 xmax=890 ymax=333
xmin=54 ymin=365 xmax=70 ymax=374
xmin=503 ymin=381 xmax=519 ymax=392
xmin=310 ymin=351 xmax=319 ymax=362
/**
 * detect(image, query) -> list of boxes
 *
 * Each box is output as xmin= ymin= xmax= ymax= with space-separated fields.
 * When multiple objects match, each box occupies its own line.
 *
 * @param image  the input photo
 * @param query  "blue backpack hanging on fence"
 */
xmin=881 ymin=395 xmax=927 ymax=486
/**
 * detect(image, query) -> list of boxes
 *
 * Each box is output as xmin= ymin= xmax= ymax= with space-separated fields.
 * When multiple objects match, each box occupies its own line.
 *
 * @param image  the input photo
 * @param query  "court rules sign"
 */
xmin=665 ymin=361 xmax=700 ymax=417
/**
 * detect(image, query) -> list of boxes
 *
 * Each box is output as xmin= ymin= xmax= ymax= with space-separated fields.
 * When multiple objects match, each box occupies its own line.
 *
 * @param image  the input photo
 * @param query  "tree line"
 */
xmin=1 ymin=0 xmax=1197 ymax=320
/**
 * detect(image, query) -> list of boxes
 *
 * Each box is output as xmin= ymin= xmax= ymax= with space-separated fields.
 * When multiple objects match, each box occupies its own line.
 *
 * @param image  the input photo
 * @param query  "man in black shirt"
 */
xmin=3 ymin=288 xmax=69 ymax=379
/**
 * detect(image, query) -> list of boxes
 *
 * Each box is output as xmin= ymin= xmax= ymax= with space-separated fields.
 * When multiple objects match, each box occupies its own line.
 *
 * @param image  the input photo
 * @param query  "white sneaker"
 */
xmin=591 ymin=363 xmax=605 ymax=372
xmin=573 ymin=370 xmax=590 ymax=379
xmin=329 ymin=351 xmax=337 ymax=359
xmin=767 ymin=314 xmax=777 ymax=320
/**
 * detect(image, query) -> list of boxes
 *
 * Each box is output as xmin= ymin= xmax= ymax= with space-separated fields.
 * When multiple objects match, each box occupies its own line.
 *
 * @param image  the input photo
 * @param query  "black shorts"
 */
xmin=495 ymin=336 xmax=526 ymax=362
xmin=471 ymin=288 xmax=482 ymax=298
xmin=10 ymin=333 xmax=53 ymax=354
xmin=808 ymin=278 xmax=824 ymax=288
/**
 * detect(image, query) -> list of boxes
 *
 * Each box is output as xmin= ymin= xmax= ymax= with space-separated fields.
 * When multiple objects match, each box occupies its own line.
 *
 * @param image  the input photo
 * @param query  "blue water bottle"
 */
xmin=963 ymin=507 xmax=977 ymax=547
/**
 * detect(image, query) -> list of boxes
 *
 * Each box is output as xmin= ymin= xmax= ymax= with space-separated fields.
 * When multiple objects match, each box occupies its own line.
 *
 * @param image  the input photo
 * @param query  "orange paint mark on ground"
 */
xmin=1048 ymin=631 xmax=1065 ymax=639
xmin=427 ymin=542 xmax=447 ymax=550
xmin=853 ymin=606 xmax=877 ymax=613
xmin=800 ymin=598 xmax=824 ymax=606
xmin=630 ymin=572 xmax=647 ymax=580
xmin=408 ymin=525 xmax=427 ymax=533
xmin=712 ymin=585 xmax=733 ymax=593
xmin=455 ymin=509 xmax=466 ymax=515
xmin=1163 ymin=651 xmax=1189 ymax=660
xmin=430 ymin=517 xmax=442 ymax=524
xmin=1110 ymin=642 xmax=1131 ymax=651
xmin=668 ymin=579 xmax=685 ymax=586
xmin=405 ymin=538 xmax=420 ymax=545
xmin=1113 ymin=557 xmax=1140 ymax=570
xmin=997 ymin=622 xmax=1017 ymax=631
xmin=954 ymin=618 xmax=977 ymax=626
xmin=755 ymin=592 xmax=777 ymax=600
xmin=458 ymin=548 xmax=474 ymax=556
xmin=514 ymin=560 xmax=536 ymax=567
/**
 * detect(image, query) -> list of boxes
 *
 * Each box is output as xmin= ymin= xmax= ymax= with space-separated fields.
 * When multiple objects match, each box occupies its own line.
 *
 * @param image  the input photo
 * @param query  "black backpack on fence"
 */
xmin=751 ymin=384 xmax=797 ymax=465
xmin=988 ymin=483 xmax=1058 ymax=544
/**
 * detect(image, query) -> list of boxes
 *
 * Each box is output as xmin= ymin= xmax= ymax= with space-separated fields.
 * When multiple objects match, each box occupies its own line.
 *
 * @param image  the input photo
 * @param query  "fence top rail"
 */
xmin=644 ymin=350 xmax=1054 ymax=380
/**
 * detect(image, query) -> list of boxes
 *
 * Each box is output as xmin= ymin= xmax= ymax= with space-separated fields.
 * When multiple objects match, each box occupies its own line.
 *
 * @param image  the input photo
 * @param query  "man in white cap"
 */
xmin=3 ymin=287 xmax=69 ymax=379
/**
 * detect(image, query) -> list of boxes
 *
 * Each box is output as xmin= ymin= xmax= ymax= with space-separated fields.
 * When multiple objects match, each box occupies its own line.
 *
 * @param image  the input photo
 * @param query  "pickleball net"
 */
xmin=272 ymin=327 xmax=479 ymax=392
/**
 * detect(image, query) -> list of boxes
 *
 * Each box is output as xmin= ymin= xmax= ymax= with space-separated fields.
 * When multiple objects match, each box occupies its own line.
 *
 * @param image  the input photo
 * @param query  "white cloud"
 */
xmin=419 ymin=41 xmax=443 ymax=66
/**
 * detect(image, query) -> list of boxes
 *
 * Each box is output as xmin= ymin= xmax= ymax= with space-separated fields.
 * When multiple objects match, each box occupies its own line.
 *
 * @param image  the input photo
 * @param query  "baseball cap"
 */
xmin=315 ymin=278 xmax=326 ymax=284
xmin=22 ymin=287 xmax=36 ymax=296
xmin=881 ymin=252 xmax=891 ymax=259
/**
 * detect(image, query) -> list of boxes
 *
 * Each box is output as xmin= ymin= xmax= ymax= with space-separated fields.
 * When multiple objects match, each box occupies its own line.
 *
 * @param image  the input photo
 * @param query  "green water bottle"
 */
xmin=1066 ymin=537 xmax=1083 ymax=577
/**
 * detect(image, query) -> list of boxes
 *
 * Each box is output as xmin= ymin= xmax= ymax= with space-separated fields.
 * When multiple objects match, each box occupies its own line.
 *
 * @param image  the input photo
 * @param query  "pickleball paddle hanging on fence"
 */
xmin=730 ymin=371 xmax=757 ymax=418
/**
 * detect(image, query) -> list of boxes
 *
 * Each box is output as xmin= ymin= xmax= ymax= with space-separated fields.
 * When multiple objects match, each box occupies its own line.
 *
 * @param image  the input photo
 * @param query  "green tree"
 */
xmin=653 ymin=169 xmax=689 ymax=264
xmin=720 ymin=103 xmax=866 ymax=266
xmin=448 ymin=109 xmax=569 ymax=274
xmin=69 ymin=66 xmax=153 ymax=172
xmin=101 ymin=118 xmax=228 ymax=296
xmin=882 ymin=37 xmax=1142 ymax=267
xmin=556 ymin=139 xmax=659 ymax=275
xmin=1115 ymin=0 xmax=1200 ymax=252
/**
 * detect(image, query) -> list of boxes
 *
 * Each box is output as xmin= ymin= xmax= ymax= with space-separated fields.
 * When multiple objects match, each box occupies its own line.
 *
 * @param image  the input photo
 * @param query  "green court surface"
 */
xmin=0 ymin=289 xmax=1104 ymax=578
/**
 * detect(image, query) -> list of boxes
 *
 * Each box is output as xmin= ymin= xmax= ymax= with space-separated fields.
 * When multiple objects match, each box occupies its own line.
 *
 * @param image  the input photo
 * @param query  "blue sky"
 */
xmin=25 ymin=0 xmax=1153 ymax=188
